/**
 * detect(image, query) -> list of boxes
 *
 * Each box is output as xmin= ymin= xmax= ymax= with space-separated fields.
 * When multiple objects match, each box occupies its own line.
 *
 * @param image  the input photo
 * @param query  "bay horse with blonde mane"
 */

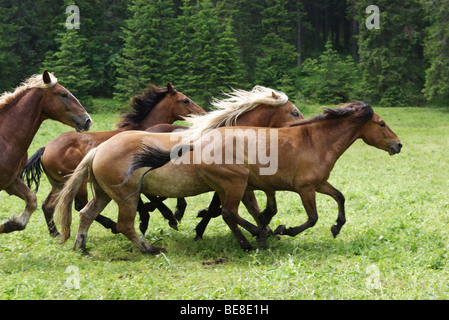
xmin=22 ymin=83 xmax=205 ymax=236
xmin=56 ymin=101 xmax=401 ymax=254
xmin=0 ymin=70 xmax=92 ymax=234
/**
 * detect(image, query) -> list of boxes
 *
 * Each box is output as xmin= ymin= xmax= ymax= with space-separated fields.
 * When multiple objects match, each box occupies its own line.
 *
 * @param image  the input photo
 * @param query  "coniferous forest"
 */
xmin=1 ymin=0 xmax=448 ymax=110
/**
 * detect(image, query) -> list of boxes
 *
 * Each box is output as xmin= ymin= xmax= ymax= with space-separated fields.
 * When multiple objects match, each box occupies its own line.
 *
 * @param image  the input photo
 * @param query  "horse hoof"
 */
xmin=169 ymin=223 xmax=178 ymax=231
xmin=274 ymin=225 xmax=286 ymax=235
xmin=149 ymin=246 xmax=167 ymax=255
xmin=331 ymin=225 xmax=340 ymax=238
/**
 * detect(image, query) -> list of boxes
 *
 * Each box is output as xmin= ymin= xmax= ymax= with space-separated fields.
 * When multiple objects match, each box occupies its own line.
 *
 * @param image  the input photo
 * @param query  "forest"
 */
xmin=1 ymin=0 xmax=448 ymax=110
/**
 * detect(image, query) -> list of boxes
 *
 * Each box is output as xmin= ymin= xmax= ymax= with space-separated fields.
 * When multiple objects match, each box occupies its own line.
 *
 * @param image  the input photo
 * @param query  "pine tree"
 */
xmin=113 ymin=0 xmax=174 ymax=103
xmin=354 ymin=0 xmax=426 ymax=106
xmin=254 ymin=0 xmax=298 ymax=90
xmin=43 ymin=25 xmax=93 ymax=107
xmin=0 ymin=4 xmax=21 ymax=92
xmin=422 ymin=0 xmax=449 ymax=100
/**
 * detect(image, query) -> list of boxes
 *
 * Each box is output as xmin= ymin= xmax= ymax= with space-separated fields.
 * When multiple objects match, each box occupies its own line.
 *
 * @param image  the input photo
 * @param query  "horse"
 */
xmin=21 ymin=83 xmax=205 ymax=236
xmin=140 ymin=86 xmax=304 ymax=234
xmin=55 ymin=101 xmax=402 ymax=254
xmin=0 ymin=70 xmax=92 ymax=234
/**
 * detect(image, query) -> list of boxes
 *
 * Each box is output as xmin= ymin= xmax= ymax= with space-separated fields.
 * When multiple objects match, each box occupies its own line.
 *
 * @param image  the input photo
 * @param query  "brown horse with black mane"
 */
xmin=21 ymin=83 xmax=205 ymax=236
xmin=56 ymin=101 xmax=401 ymax=254
xmin=0 ymin=70 xmax=92 ymax=234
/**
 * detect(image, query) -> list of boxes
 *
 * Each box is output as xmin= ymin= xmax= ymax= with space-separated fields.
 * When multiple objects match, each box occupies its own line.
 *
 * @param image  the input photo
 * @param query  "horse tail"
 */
xmin=119 ymin=144 xmax=192 ymax=197
xmin=55 ymin=148 xmax=97 ymax=244
xmin=21 ymin=147 xmax=45 ymax=192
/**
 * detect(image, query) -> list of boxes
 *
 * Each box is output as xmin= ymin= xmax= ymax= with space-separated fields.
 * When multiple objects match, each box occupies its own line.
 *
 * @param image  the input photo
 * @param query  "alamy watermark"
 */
xmin=169 ymin=128 xmax=279 ymax=175
xmin=65 ymin=265 xmax=80 ymax=289
xmin=365 ymin=5 xmax=380 ymax=29
xmin=65 ymin=5 xmax=80 ymax=29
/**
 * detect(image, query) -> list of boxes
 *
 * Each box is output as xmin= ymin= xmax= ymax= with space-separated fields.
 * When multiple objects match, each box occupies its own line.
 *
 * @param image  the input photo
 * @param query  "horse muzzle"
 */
xmin=388 ymin=141 xmax=402 ymax=155
xmin=73 ymin=114 xmax=93 ymax=132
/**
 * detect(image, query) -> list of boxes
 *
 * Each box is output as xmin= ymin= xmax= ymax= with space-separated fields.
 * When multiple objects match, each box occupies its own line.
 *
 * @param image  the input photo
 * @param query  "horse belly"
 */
xmin=141 ymin=164 xmax=211 ymax=198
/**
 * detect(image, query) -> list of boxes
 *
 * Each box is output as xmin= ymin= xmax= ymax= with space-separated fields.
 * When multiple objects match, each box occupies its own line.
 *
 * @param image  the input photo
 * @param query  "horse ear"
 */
xmin=43 ymin=70 xmax=51 ymax=84
xmin=271 ymin=91 xmax=280 ymax=99
xmin=167 ymin=83 xmax=176 ymax=94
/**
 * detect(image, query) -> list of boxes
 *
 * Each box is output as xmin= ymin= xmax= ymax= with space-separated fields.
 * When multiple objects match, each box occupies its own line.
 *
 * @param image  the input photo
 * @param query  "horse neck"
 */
xmin=0 ymin=89 xmax=45 ymax=152
xmin=132 ymin=100 xmax=176 ymax=130
xmin=306 ymin=119 xmax=364 ymax=164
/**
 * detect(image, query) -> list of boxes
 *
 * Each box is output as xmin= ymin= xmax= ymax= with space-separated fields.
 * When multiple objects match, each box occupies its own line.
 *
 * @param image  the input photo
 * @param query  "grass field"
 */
xmin=0 ymin=104 xmax=448 ymax=300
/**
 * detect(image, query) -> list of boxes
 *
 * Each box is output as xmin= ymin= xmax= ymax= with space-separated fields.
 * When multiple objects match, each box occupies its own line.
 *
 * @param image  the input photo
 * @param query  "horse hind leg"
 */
xmin=116 ymin=195 xmax=167 ymax=255
xmin=74 ymin=186 xmax=111 ymax=254
xmin=0 ymin=178 xmax=37 ymax=234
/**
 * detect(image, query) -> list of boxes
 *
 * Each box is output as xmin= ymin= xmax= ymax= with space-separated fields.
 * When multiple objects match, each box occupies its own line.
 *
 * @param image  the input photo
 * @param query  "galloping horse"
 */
xmin=141 ymin=86 xmax=304 ymax=233
xmin=0 ymin=70 xmax=92 ymax=234
xmin=56 ymin=101 xmax=402 ymax=254
xmin=22 ymin=83 xmax=205 ymax=236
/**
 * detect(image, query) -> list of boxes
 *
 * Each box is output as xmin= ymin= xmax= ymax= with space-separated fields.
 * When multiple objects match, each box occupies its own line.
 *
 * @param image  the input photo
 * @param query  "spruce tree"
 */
xmin=113 ymin=0 xmax=174 ymax=103
xmin=43 ymin=25 xmax=93 ymax=107
xmin=422 ymin=0 xmax=449 ymax=100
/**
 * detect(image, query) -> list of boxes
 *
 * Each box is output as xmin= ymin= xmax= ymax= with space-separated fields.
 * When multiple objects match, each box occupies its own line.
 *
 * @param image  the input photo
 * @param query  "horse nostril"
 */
xmin=398 ymin=142 xmax=403 ymax=149
xmin=85 ymin=118 xmax=93 ymax=130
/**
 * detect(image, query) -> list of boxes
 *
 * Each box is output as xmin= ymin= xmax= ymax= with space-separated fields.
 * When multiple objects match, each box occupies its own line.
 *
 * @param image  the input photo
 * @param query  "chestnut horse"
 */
xmin=141 ymin=86 xmax=304 ymax=233
xmin=0 ymin=70 xmax=92 ymax=234
xmin=56 ymin=102 xmax=401 ymax=254
xmin=21 ymin=83 xmax=205 ymax=236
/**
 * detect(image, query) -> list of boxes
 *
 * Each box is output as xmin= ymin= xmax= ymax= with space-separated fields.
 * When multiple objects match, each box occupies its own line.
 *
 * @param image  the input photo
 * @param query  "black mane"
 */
xmin=289 ymin=101 xmax=374 ymax=127
xmin=117 ymin=84 xmax=176 ymax=128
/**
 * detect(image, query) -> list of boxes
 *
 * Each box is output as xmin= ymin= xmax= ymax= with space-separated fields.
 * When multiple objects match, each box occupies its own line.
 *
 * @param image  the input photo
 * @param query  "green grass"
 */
xmin=1 ymin=104 xmax=449 ymax=299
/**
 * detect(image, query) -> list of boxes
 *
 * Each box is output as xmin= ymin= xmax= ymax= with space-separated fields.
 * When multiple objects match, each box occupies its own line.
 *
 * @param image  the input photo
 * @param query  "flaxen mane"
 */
xmin=118 ymin=84 xmax=176 ymax=128
xmin=182 ymin=86 xmax=288 ymax=141
xmin=0 ymin=73 xmax=58 ymax=109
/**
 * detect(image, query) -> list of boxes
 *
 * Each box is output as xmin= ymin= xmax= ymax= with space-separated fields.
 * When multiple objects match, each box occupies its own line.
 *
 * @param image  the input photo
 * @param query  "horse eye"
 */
xmin=380 ymin=122 xmax=386 ymax=128
xmin=291 ymin=111 xmax=300 ymax=117
xmin=61 ymin=93 xmax=68 ymax=98
xmin=183 ymin=99 xmax=190 ymax=105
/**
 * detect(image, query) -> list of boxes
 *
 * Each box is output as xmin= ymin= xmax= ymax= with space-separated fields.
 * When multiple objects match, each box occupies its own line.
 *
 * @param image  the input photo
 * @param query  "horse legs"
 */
xmin=316 ymin=182 xmax=346 ymax=238
xmin=41 ymin=187 xmax=60 ymax=237
xmin=194 ymin=192 xmax=221 ymax=240
xmin=0 ymin=178 xmax=37 ymax=234
xmin=258 ymin=191 xmax=277 ymax=228
xmin=274 ymin=188 xmax=318 ymax=237
xmin=219 ymin=191 xmax=267 ymax=250
xmin=143 ymin=194 xmax=178 ymax=231
xmin=174 ymin=198 xmax=187 ymax=222
xmin=116 ymin=195 xmax=167 ymax=255
xmin=74 ymin=187 xmax=111 ymax=253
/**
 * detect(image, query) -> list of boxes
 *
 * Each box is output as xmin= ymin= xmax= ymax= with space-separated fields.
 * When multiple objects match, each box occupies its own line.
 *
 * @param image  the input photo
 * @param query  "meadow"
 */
xmin=0 ymin=104 xmax=448 ymax=300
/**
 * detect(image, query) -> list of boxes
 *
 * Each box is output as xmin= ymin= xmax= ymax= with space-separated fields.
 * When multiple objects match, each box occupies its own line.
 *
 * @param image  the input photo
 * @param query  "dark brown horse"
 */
xmin=21 ymin=83 xmax=205 ymax=236
xmin=0 ymin=70 xmax=92 ymax=234
xmin=56 ymin=101 xmax=401 ymax=254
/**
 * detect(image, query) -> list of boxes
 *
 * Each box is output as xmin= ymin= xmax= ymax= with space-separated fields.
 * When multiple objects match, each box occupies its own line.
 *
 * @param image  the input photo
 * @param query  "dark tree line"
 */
xmin=1 ymin=0 xmax=447 ymax=110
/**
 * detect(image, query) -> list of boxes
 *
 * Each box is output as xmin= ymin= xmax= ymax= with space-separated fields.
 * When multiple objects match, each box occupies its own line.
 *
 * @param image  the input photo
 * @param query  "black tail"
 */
xmin=21 ymin=147 xmax=45 ymax=192
xmin=118 ymin=143 xmax=192 ymax=197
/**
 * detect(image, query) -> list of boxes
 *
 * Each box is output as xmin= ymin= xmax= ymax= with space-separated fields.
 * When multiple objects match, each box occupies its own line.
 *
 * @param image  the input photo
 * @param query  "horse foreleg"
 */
xmin=258 ymin=191 xmax=277 ymax=228
xmin=144 ymin=194 xmax=177 ymax=231
xmin=42 ymin=187 xmax=60 ymax=237
xmin=317 ymin=182 xmax=346 ymax=238
xmin=174 ymin=198 xmax=187 ymax=222
xmin=194 ymin=192 xmax=221 ymax=240
xmin=274 ymin=189 xmax=318 ymax=237
xmin=220 ymin=191 xmax=267 ymax=250
xmin=0 ymin=178 xmax=37 ymax=234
